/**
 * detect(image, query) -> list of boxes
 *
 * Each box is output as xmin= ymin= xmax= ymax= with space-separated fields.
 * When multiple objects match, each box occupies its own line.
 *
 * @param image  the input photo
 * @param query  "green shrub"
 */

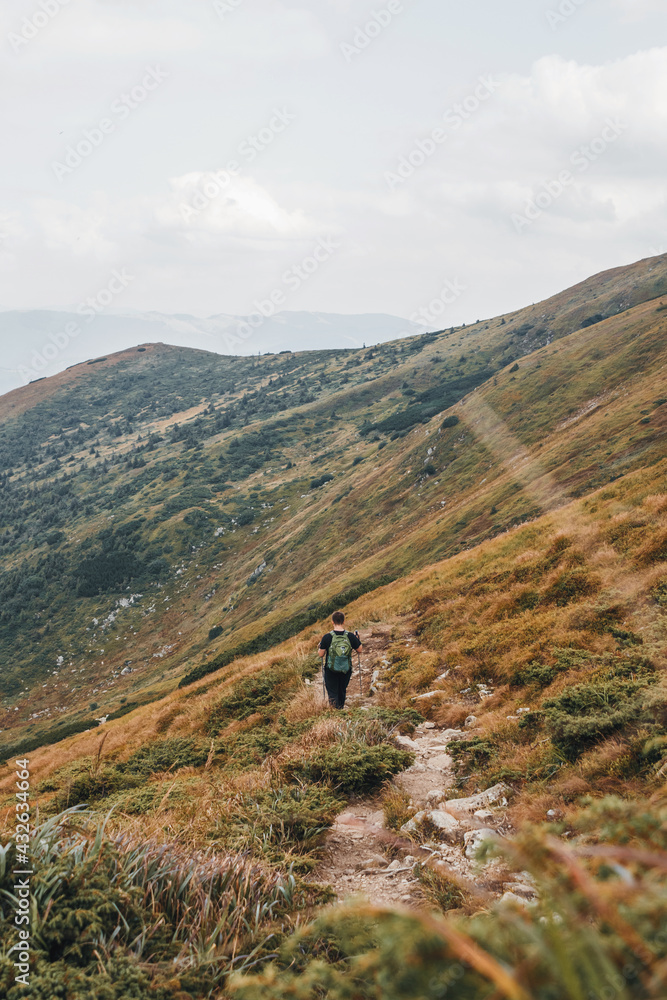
xmin=512 ymin=660 xmax=560 ymax=689
xmin=209 ymin=668 xmax=294 ymax=732
xmin=542 ymin=656 xmax=658 ymax=760
xmin=283 ymin=743 xmax=412 ymax=795
xmin=542 ymin=569 xmax=599 ymax=606
xmin=218 ymin=785 xmax=345 ymax=869
xmin=448 ymin=737 xmax=496 ymax=770
xmin=651 ymin=579 xmax=667 ymax=607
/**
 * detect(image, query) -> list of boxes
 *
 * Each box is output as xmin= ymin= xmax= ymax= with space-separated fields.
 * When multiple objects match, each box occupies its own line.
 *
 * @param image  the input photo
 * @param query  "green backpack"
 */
xmin=328 ymin=631 xmax=353 ymax=673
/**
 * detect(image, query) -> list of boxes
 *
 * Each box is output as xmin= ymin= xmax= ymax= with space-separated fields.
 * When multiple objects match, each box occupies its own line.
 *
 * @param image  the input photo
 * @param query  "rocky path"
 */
xmin=314 ymin=627 xmax=535 ymax=909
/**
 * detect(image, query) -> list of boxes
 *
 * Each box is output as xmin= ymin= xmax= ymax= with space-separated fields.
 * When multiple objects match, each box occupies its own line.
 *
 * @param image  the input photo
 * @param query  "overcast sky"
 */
xmin=1 ymin=0 xmax=666 ymax=337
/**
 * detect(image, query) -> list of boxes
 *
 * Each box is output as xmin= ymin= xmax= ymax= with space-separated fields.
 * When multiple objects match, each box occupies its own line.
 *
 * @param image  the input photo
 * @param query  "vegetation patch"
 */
xmin=283 ymin=742 xmax=413 ymax=795
xmin=543 ymin=654 xmax=659 ymax=760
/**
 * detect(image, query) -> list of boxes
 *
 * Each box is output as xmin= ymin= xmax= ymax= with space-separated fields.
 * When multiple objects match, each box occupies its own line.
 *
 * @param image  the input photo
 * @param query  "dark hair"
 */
xmin=332 ymin=610 xmax=345 ymax=625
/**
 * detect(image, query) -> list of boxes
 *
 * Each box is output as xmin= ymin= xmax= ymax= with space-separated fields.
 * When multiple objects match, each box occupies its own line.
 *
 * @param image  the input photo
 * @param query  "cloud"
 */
xmin=7 ymin=0 xmax=204 ymax=58
xmin=154 ymin=173 xmax=318 ymax=241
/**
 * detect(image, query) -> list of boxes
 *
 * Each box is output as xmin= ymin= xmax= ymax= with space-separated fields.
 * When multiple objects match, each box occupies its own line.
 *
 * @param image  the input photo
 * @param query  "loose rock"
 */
xmin=401 ymin=809 xmax=460 ymax=840
xmin=464 ymin=828 xmax=497 ymax=859
xmin=445 ymin=782 xmax=510 ymax=816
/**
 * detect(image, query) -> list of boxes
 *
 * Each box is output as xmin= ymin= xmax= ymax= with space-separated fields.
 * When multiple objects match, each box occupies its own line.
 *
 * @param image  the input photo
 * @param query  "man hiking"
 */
xmin=318 ymin=611 xmax=362 ymax=709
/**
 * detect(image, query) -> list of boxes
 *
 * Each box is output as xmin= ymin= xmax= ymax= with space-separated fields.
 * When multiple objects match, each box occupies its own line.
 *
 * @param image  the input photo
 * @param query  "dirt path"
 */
xmin=313 ymin=625 xmax=530 ymax=909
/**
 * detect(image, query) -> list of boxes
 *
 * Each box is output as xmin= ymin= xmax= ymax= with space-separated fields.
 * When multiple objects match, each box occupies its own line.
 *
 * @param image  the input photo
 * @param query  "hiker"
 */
xmin=318 ymin=611 xmax=362 ymax=709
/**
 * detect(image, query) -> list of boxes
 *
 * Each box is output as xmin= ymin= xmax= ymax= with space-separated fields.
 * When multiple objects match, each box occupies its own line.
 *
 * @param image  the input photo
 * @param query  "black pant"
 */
xmin=324 ymin=666 xmax=352 ymax=709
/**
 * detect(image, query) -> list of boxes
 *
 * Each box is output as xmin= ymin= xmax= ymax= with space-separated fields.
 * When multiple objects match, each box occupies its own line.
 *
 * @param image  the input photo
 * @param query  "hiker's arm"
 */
xmin=318 ymin=647 xmax=326 ymax=658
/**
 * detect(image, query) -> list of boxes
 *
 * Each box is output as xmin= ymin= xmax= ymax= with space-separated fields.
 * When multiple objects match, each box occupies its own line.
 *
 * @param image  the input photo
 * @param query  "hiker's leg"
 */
xmin=339 ymin=670 xmax=352 ymax=708
xmin=324 ymin=667 xmax=338 ymax=707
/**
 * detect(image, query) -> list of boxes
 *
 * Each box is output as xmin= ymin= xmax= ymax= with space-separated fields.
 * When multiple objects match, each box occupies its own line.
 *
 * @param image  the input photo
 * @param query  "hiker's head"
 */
xmin=332 ymin=611 xmax=345 ymax=627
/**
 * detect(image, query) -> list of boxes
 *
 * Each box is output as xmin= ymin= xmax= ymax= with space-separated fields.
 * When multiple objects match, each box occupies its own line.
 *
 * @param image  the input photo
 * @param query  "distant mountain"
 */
xmin=0 ymin=309 xmax=425 ymax=396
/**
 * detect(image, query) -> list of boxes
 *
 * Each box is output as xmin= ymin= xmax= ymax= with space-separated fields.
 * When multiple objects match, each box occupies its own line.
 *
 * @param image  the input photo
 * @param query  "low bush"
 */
xmin=217 ymin=785 xmax=345 ymax=870
xmin=283 ymin=742 xmax=412 ymax=795
xmin=0 ymin=807 xmax=299 ymax=999
xmin=541 ymin=569 xmax=600 ymax=606
xmin=543 ymin=656 xmax=659 ymax=760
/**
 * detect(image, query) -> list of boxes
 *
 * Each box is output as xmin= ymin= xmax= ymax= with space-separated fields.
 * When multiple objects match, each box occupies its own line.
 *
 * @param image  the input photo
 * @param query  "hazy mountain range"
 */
xmin=0 ymin=308 xmax=426 ymax=396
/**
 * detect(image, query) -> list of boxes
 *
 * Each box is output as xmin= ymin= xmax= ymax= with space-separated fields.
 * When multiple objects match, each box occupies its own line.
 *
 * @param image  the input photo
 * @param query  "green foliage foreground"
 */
xmin=2 ymin=796 xmax=667 ymax=998
xmin=231 ymin=796 xmax=667 ymax=1000
xmin=0 ymin=807 xmax=300 ymax=1000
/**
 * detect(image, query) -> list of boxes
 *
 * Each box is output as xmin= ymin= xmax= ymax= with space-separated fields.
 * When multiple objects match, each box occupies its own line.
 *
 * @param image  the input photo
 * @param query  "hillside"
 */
xmin=0 ymin=309 xmax=425 ymax=397
xmin=0 ymin=253 xmax=666 ymax=753
xmin=0 ymin=255 xmax=666 ymax=999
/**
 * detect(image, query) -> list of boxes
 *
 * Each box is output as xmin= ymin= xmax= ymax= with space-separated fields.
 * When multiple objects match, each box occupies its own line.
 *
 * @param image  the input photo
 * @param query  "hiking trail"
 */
xmin=313 ymin=625 xmax=535 ymax=910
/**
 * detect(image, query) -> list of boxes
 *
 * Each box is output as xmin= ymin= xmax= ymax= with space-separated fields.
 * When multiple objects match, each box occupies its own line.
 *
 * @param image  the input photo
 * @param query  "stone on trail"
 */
xmin=427 ymin=752 xmax=453 ymax=771
xmin=401 ymin=809 xmax=460 ymax=839
xmin=474 ymin=809 xmax=496 ymax=823
xmin=395 ymin=734 xmax=420 ymax=751
xmin=464 ymin=715 xmax=477 ymax=728
xmin=464 ymin=828 xmax=498 ymax=859
xmin=355 ymin=854 xmax=388 ymax=871
xmin=445 ymin=782 xmax=510 ymax=816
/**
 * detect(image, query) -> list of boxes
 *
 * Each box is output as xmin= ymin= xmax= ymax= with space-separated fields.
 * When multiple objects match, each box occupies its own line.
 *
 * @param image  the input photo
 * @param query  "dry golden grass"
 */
xmin=283 ymin=683 xmax=328 ymax=724
xmin=2 ymin=460 xmax=665 ymax=837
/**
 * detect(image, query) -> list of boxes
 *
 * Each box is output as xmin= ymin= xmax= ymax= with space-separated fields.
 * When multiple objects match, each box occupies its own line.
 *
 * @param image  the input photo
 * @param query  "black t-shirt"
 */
xmin=319 ymin=629 xmax=361 ymax=669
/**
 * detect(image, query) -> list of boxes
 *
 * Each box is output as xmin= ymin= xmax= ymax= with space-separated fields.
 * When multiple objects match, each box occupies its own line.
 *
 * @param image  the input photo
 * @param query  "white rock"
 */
xmin=414 ymin=691 xmax=444 ymax=701
xmin=473 ymin=809 xmax=495 ymax=823
xmin=464 ymin=828 xmax=497 ymax=859
xmin=445 ymin=783 xmax=510 ymax=816
xmin=465 ymin=715 xmax=477 ymax=728
xmin=426 ymin=790 xmax=445 ymax=805
xmin=427 ymin=753 xmax=453 ymax=771
xmin=387 ymin=859 xmax=403 ymax=870
xmin=401 ymin=809 xmax=460 ymax=839
xmin=423 ymin=722 xmax=436 ymax=729
xmin=440 ymin=729 xmax=465 ymax=741
xmin=395 ymin=734 xmax=420 ymax=751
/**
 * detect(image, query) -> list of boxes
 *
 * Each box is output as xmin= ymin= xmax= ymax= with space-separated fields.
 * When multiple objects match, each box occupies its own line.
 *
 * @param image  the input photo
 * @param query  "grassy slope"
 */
xmin=0 ymin=255 xmax=666 ymax=755
xmin=0 ymin=257 xmax=666 ymax=999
